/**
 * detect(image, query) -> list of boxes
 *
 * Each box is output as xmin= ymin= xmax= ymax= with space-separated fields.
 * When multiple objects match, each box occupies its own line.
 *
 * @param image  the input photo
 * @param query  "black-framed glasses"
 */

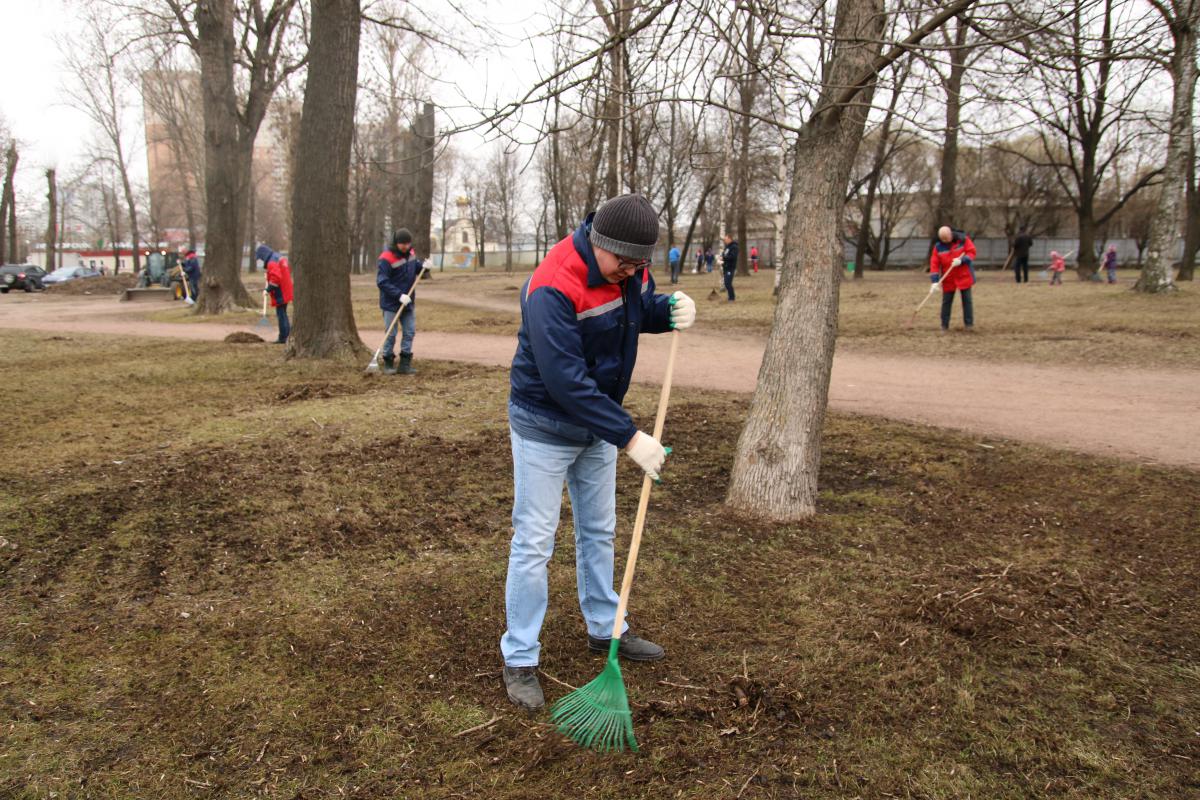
xmin=617 ymin=257 xmax=651 ymax=271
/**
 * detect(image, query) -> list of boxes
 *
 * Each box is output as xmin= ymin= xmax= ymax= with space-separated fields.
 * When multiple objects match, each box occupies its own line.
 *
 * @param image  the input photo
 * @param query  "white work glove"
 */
xmin=669 ymin=291 xmax=696 ymax=330
xmin=929 ymin=282 xmax=939 ymax=294
xmin=400 ymin=293 xmax=412 ymax=306
xmin=624 ymin=431 xmax=668 ymax=481
xmin=951 ymin=257 xmax=962 ymax=268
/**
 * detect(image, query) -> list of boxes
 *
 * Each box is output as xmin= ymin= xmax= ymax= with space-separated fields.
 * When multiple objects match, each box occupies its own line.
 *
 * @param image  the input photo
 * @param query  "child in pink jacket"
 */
xmin=1048 ymin=250 xmax=1066 ymax=286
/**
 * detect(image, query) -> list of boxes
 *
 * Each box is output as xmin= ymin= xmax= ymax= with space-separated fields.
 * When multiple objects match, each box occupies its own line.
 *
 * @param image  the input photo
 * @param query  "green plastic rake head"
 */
xmin=549 ymin=639 xmax=637 ymax=753
xmin=550 ymin=329 xmax=683 ymax=755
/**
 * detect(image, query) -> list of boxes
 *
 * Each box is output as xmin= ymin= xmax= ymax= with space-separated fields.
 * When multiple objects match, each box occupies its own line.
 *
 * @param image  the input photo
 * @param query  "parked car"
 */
xmin=0 ymin=264 xmax=47 ymax=293
xmin=41 ymin=266 xmax=102 ymax=285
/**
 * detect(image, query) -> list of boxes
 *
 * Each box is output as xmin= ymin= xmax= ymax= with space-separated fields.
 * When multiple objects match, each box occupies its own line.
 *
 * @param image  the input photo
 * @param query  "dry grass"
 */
xmin=1 ymin=330 xmax=1197 ymax=798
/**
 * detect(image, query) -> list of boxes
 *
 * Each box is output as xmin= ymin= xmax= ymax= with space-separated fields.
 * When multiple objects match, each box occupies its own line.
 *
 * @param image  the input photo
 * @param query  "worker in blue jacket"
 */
xmin=375 ymin=228 xmax=423 ymax=375
xmin=180 ymin=248 xmax=201 ymax=301
xmin=500 ymin=193 xmax=697 ymax=711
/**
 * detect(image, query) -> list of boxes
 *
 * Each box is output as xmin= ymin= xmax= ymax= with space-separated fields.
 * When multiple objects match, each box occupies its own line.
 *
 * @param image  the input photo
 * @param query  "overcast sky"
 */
xmin=0 ymin=0 xmax=97 ymax=188
xmin=0 ymin=0 xmax=549 ymax=202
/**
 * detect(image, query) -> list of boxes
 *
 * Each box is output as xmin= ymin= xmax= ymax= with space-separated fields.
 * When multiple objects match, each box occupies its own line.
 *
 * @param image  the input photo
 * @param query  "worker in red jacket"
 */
xmin=929 ymin=226 xmax=976 ymax=332
xmin=257 ymin=244 xmax=293 ymax=344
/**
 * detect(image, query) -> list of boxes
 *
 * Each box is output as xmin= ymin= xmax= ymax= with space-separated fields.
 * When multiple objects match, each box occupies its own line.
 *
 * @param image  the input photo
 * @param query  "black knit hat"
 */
xmin=391 ymin=228 xmax=413 ymax=247
xmin=590 ymin=194 xmax=659 ymax=260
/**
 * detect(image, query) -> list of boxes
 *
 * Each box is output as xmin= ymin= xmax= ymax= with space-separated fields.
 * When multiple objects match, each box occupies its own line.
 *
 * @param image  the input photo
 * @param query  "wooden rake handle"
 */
xmin=261 ymin=290 xmax=269 ymax=317
xmin=610 ymin=328 xmax=681 ymax=641
xmin=909 ymin=261 xmax=959 ymax=322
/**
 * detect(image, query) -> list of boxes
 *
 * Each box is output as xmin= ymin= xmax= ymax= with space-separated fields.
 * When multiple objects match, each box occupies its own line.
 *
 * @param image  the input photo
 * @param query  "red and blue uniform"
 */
xmin=509 ymin=215 xmax=672 ymax=448
xmin=257 ymin=245 xmax=293 ymax=306
xmin=929 ymin=231 xmax=976 ymax=292
xmin=376 ymin=247 xmax=422 ymax=311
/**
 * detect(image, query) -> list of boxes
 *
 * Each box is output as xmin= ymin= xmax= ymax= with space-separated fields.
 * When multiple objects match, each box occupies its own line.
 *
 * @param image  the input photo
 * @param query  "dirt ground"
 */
xmin=1 ymin=288 xmax=1198 ymax=469
xmin=1 ymin=332 xmax=1196 ymax=798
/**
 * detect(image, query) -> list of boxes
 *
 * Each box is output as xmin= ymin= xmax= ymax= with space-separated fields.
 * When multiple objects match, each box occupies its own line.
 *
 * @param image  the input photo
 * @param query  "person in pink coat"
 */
xmin=929 ymin=226 xmax=976 ymax=331
xmin=1048 ymin=250 xmax=1066 ymax=286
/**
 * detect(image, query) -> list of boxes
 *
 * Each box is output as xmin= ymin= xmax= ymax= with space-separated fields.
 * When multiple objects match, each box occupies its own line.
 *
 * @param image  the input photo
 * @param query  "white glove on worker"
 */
xmin=950 ymin=257 xmax=962 ymax=268
xmin=929 ymin=282 xmax=939 ymax=294
xmin=625 ymin=431 xmax=668 ymax=480
xmin=400 ymin=293 xmax=412 ymax=306
xmin=669 ymin=291 xmax=696 ymax=330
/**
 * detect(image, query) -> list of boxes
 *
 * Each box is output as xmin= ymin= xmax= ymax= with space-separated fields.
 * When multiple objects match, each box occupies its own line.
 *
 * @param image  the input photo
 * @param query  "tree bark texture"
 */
xmin=726 ymin=0 xmax=885 ymax=520
xmin=5 ymin=145 xmax=17 ymax=265
xmin=194 ymin=0 xmax=253 ymax=311
xmin=933 ymin=14 xmax=969 ymax=235
xmin=287 ymin=0 xmax=365 ymax=360
xmin=0 ymin=143 xmax=15 ymax=265
xmin=45 ymin=169 xmax=57 ymax=274
xmin=1179 ymin=144 xmax=1198 ymax=280
xmin=1135 ymin=0 xmax=1196 ymax=293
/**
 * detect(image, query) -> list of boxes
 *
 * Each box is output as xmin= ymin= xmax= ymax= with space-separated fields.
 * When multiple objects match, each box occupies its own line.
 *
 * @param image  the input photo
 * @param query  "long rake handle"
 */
xmin=610 ymin=329 xmax=681 ymax=642
xmin=909 ymin=261 xmax=958 ymax=322
xmin=261 ymin=290 xmax=269 ymax=317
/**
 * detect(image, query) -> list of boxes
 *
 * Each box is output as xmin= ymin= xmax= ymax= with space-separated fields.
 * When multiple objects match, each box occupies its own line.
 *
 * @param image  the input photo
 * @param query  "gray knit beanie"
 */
xmin=589 ymin=194 xmax=659 ymax=260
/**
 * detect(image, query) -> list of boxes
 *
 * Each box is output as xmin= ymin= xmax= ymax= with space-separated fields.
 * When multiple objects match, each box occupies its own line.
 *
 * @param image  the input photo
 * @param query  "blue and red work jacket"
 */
xmin=376 ymin=247 xmax=422 ymax=312
xmin=509 ymin=215 xmax=673 ymax=448
xmin=929 ymin=231 xmax=977 ymax=292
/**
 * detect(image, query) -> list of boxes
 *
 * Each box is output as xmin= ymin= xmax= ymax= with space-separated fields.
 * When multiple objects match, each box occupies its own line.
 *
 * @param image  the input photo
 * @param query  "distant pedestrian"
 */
xmin=257 ymin=244 xmax=293 ymax=344
xmin=1103 ymin=244 xmax=1118 ymax=284
xmin=749 ymin=245 xmax=759 ymax=273
xmin=668 ymin=244 xmax=681 ymax=284
xmin=1012 ymin=227 xmax=1033 ymax=283
xmin=180 ymin=248 xmax=201 ymax=301
xmin=929 ymin=226 xmax=976 ymax=331
xmin=695 ymin=248 xmax=703 ymax=274
xmin=704 ymin=247 xmax=714 ymax=273
xmin=376 ymin=228 xmax=423 ymax=375
xmin=1048 ymin=250 xmax=1065 ymax=286
xmin=721 ymin=234 xmax=739 ymax=302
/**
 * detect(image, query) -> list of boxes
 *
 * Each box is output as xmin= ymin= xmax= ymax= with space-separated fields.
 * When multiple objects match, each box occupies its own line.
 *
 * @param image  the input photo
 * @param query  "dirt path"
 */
xmin=4 ymin=293 xmax=1198 ymax=468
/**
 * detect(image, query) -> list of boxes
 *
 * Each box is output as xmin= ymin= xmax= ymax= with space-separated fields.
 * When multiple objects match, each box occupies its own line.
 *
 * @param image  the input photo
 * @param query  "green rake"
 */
xmin=550 ymin=327 xmax=681 ymax=753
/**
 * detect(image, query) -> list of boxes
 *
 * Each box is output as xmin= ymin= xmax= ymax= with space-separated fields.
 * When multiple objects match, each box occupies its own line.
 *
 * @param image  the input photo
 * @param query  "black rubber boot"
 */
xmin=382 ymin=355 xmax=397 ymax=375
xmin=587 ymin=632 xmax=665 ymax=662
xmin=503 ymin=666 xmax=545 ymax=710
xmin=398 ymin=352 xmax=416 ymax=375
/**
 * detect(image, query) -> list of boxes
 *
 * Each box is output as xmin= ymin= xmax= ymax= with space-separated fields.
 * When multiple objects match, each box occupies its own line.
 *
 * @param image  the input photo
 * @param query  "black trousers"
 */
xmin=1014 ymin=255 xmax=1029 ymax=283
xmin=670 ymin=260 xmax=681 ymax=283
xmin=723 ymin=269 xmax=735 ymax=301
xmin=940 ymin=288 xmax=973 ymax=328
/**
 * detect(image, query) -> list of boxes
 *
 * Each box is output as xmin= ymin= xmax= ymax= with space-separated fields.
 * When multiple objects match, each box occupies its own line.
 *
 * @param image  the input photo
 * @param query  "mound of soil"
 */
xmin=274 ymin=382 xmax=366 ymax=403
xmin=43 ymin=274 xmax=138 ymax=296
xmin=224 ymin=331 xmax=265 ymax=344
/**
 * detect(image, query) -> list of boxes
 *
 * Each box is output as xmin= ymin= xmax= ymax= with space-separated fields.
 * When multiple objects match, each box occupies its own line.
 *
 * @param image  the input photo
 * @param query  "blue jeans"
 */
xmin=381 ymin=305 xmax=415 ymax=358
xmin=501 ymin=423 xmax=625 ymax=666
xmin=275 ymin=304 xmax=290 ymax=342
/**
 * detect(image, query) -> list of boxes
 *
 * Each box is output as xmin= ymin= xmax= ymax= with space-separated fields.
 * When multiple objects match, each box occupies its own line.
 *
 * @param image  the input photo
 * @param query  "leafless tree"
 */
xmin=154 ymin=0 xmax=307 ymax=312
xmin=0 ymin=140 xmax=16 ymax=265
xmin=60 ymin=4 xmax=145 ymax=273
xmin=487 ymin=146 xmax=523 ymax=271
xmin=287 ymin=0 xmax=364 ymax=359
xmin=45 ymin=169 xmax=58 ymax=272
xmin=1134 ymin=0 xmax=1198 ymax=293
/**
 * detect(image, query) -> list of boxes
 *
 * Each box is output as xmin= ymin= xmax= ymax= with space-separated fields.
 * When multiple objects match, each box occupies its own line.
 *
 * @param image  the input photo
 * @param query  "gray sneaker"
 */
xmin=503 ymin=666 xmax=545 ymax=710
xmin=587 ymin=632 xmax=665 ymax=662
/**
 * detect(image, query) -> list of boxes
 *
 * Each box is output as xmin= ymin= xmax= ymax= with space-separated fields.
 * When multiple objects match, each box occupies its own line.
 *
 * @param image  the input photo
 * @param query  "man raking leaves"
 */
xmin=501 ymin=194 xmax=696 ymax=729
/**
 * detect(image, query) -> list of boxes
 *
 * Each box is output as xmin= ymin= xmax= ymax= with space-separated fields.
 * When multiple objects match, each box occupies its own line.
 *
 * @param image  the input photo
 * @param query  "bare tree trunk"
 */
xmin=933 ymin=14 xmax=970 ymax=234
xmin=1179 ymin=143 xmax=1198 ymax=280
xmin=5 ymin=159 xmax=17 ymax=265
xmin=412 ymin=103 xmax=436 ymax=258
xmin=681 ymin=174 xmax=717 ymax=273
xmin=194 ymin=1 xmax=252 ymax=310
xmin=287 ymin=0 xmax=365 ymax=359
xmin=1 ymin=142 xmax=16 ymax=265
xmin=246 ymin=176 xmax=256 ymax=272
xmin=727 ymin=0 xmax=884 ymax=520
xmin=45 ymin=169 xmax=57 ymax=272
xmin=1135 ymin=0 xmax=1196 ymax=293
